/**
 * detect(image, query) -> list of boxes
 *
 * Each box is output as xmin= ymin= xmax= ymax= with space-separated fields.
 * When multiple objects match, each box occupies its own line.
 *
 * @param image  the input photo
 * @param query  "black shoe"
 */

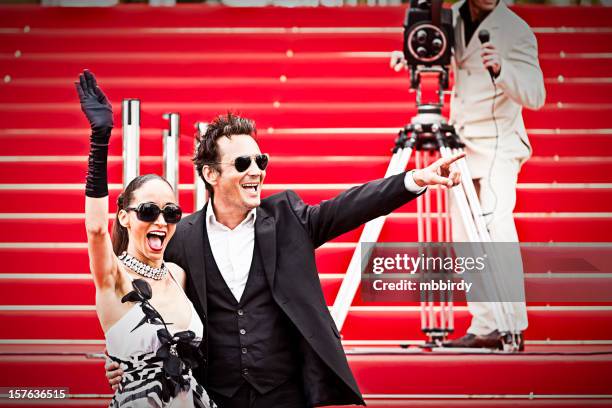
xmin=443 ymin=330 xmax=503 ymax=349
xmin=444 ymin=330 xmax=525 ymax=351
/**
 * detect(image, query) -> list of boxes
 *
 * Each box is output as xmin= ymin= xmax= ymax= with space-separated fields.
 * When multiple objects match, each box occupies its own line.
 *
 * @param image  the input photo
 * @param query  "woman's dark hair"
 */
xmin=193 ymin=112 xmax=257 ymax=199
xmin=111 ymin=174 xmax=174 ymax=256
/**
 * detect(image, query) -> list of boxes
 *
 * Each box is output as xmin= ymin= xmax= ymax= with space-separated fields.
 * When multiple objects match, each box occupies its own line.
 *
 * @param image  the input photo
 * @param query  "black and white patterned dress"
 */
xmin=105 ymin=275 xmax=216 ymax=408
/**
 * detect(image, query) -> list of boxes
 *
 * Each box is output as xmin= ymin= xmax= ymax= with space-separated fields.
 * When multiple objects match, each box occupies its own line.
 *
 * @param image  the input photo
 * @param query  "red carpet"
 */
xmin=0 ymin=4 xmax=611 ymax=406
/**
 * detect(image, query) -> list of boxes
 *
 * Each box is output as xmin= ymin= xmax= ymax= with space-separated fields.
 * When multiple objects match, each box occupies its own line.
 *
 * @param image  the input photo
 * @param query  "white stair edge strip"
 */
xmin=0 ymin=273 xmax=92 ymax=279
xmin=2 ymin=305 xmax=612 ymax=312
xmin=6 ymin=76 xmax=612 ymax=86
xmin=2 ymin=272 xmax=611 ymax=280
xmin=2 ymin=101 xmax=612 ymax=110
xmin=0 ymin=339 xmax=105 ymax=345
xmin=2 ymin=26 xmax=612 ymax=35
xmin=3 ymin=50 xmax=612 ymax=60
xmin=1 ymin=212 xmax=612 ymax=219
xmin=3 ymin=128 xmax=612 ymax=136
xmin=2 ymin=182 xmax=612 ymax=191
xmin=2 ymin=338 xmax=612 ymax=346
xmin=0 ymin=242 xmax=87 ymax=249
xmin=1 ymin=155 xmax=612 ymax=162
xmin=342 ymin=339 xmax=612 ymax=346
xmin=361 ymin=394 xmax=612 ymax=399
xmin=17 ymin=393 xmax=609 ymax=400
xmin=2 ymin=242 xmax=612 ymax=249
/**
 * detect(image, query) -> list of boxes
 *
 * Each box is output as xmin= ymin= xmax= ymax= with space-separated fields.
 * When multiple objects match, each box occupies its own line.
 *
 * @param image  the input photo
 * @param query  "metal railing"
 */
xmin=163 ymin=113 xmax=180 ymax=196
xmin=122 ymin=99 xmax=140 ymax=187
xmin=194 ymin=121 xmax=208 ymax=211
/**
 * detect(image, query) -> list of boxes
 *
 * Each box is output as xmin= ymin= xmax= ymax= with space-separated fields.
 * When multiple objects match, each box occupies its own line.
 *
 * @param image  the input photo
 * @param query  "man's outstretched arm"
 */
xmin=289 ymin=152 xmax=465 ymax=248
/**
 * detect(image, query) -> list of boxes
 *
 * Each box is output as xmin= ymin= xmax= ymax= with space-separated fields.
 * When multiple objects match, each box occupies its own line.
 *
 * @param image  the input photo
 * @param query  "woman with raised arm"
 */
xmin=76 ymin=70 xmax=216 ymax=408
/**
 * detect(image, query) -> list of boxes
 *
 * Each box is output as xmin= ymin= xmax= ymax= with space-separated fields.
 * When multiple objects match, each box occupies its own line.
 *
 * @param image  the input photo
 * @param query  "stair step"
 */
xmin=3 ymin=244 xmax=611 ymax=275
xmin=2 ymin=55 xmax=610 ymax=78
xmin=2 ymin=274 xmax=610 ymax=306
xmin=2 ymin=308 xmax=611 ymax=341
xmin=3 ymin=397 xmax=608 ymax=408
xmin=0 ymin=215 xmax=610 ymax=243
xmin=1 ymin=79 xmax=611 ymax=104
xmin=2 ymin=31 xmax=611 ymax=54
xmin=0 ymin=156 xmax=610 ymax=184
xmin=0 ymin=348 xmax=610 ymax=395
xmin=0 ymin=185 xmax=610 ymax=214
xmin=0 ymin=5 xmax=611 ymax=28
xmin=0 ymin=102 xmax=608 ymax=129
xmin=2 ymin=130 xmax=611 ymax=158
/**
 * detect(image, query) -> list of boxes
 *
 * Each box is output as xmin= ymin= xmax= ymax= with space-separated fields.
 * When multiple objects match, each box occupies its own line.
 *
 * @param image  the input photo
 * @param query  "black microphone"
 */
xmin=478 ymin=29 xmax=495 ymax=81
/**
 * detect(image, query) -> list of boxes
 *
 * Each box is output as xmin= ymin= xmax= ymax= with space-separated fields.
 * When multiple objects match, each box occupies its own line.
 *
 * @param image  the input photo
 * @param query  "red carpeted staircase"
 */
xmin=0 ymin=4 xmax=611 ymax=407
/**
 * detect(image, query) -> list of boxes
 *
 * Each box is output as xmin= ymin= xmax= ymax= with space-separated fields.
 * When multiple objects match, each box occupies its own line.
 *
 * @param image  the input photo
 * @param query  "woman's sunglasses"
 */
xmin=213 ymin=154 xmax=269 ymax=173
xmin=125 ymin=202 xmax=183 ymax=224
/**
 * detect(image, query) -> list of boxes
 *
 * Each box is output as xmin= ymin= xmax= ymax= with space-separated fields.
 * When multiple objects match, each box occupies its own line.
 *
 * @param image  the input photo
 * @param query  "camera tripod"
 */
xmin=331 ymin=67 xmax=521 ymax=352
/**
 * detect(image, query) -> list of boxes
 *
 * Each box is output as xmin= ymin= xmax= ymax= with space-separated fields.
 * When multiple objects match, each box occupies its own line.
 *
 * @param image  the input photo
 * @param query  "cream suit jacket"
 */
xmin=449 ymin=0 xmax=546 ymax=164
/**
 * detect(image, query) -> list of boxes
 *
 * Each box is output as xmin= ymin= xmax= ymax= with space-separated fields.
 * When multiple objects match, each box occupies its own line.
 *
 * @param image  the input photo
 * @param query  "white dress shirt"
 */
xmin=206 ymin=203 xmax=257 ymax=302
xmin=205 ymin=172 xmax=425 ymax=302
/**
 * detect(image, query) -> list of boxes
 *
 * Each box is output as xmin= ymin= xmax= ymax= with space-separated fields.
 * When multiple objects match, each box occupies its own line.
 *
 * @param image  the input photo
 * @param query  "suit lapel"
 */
xmin=255 ymin=206 xmax=277 ymax=290
xmin=185 ymin=206 xmax=208 ymax=316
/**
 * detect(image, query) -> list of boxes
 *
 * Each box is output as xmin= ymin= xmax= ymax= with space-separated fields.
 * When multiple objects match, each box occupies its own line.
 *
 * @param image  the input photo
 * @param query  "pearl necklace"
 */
xmin=118 ymin=252 xmax=169 ymax=280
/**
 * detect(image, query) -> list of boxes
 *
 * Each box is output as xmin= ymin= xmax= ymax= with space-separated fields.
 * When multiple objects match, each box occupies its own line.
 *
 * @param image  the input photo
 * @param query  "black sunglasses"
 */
xmin=213 ymin=154 xmax=269 ymax=173
xmin=125 ymin=202 xmax=183 ymax=224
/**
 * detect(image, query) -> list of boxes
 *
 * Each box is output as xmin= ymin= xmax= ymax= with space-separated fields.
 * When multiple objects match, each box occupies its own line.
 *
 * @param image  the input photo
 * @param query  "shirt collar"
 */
xmin=206 ymin=200 xmax=257 ymax=231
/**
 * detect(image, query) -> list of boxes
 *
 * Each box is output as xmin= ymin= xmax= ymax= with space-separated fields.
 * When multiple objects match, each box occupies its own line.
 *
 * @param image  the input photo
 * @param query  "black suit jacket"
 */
xmin=164 ymin=172 xmax=421 ymax=407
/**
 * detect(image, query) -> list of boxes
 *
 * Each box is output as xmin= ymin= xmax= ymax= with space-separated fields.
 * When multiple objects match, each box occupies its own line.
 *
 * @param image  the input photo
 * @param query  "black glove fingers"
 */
xmin=79 ymin=74 xmax=90 ymax=97
xmin=74 ymin=82 xmax=86 ymax=101
xmin=87 ymin=70 xmax=98 ymax=88
xmin=88 ymin=72 xmax=104 ymax=101
xmin=77 ymin=70 xmax=114 ymax=133
xmin=85 ymin=70 xmax=109 ymax=105
xmin=84 ymin=70 xmax=97 ymax=98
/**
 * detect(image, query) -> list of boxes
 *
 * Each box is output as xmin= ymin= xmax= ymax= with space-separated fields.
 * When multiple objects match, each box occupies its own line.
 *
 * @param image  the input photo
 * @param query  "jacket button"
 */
xmin=242 ymin=368 xmax=249 ymax=375
xmin=239 ymin=329 xmax=246 ymax=335
xmin=241 ymin=347 xmax=247 ymax=354
xmin=237 ymin=309 xmax=244 ymax=316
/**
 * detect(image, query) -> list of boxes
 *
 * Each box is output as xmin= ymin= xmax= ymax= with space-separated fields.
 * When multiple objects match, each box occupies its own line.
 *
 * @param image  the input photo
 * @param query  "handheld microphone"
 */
xmin=478 ymin=29 xmax=495 ymax=81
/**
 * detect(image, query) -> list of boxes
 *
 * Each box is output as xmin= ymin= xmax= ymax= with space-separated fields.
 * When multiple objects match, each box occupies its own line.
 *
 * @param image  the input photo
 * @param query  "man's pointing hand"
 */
xmin=412 ymin=152 xmax=465 ymax=188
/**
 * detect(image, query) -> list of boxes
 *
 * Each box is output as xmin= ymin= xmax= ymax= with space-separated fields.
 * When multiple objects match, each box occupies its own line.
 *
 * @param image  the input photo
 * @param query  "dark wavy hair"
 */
xmin=193 ymin=112 xmax=257 ymax=199
xmin=111 ymin=174 xmax=174 ymax=256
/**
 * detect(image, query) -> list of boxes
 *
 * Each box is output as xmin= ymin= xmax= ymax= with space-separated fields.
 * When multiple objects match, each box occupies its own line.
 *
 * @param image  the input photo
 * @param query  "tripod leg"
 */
xmin=436 ymin=185 xmax=443 ymax=242
xmin=331 ymin=146 xmax=415 ymax=331
xmin=416 ymin=151 xmax=425 ymax=243
xmin=444 ymin=187 xmax=451 ymax=242
xmin=424 ymin=152 xmax=433 ymax=242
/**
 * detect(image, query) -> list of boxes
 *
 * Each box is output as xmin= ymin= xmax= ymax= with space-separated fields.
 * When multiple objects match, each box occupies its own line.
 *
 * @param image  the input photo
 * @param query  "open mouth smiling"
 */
xmin=241 ymin=182 xmax=259 ymax=193
xmin=146 ymin=230 xmax=167 ymax=251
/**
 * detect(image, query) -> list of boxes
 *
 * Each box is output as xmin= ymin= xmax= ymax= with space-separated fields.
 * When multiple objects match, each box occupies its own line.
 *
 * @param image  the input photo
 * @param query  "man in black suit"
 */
xmin=107 ymin=113 xmax=463 ymax=407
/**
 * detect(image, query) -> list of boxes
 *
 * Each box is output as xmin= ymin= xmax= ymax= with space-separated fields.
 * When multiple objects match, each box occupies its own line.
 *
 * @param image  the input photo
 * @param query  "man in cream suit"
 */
xmin=392 ymin=0 xmax=545 ymax=349
xmin=446 ymin=0 xmax=545 ymax=350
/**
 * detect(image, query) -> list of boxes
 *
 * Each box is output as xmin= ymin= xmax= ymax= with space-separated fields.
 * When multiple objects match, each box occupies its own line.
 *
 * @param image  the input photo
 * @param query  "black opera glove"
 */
xmin=75 ymin=70 xmax=113 ymax=198
xmin=75 ymin=69 xmax=113 ymax=137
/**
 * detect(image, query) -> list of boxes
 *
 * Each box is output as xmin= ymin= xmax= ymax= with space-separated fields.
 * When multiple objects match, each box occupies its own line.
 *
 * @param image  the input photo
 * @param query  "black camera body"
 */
xmin=403 ymin=0 xmax=454 ymax=68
